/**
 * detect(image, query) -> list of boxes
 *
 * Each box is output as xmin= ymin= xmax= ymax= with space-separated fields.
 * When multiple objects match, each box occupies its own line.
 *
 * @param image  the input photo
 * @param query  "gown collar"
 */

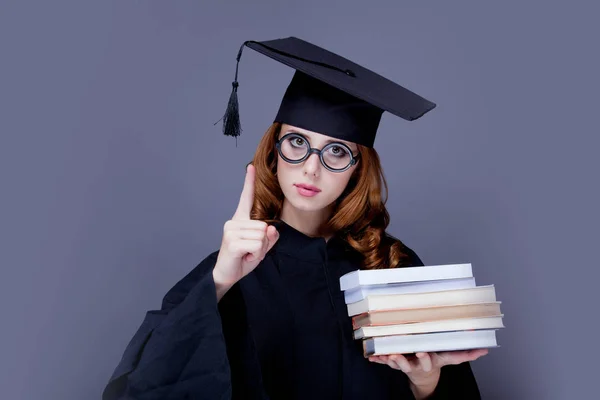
xmin=270 ymin=219 xmax=358 ymax=263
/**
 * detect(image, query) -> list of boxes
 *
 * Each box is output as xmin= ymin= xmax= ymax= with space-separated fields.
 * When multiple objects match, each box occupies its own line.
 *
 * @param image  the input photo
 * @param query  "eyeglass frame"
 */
xmin=274 ymin=132 xmax=360 ymax=173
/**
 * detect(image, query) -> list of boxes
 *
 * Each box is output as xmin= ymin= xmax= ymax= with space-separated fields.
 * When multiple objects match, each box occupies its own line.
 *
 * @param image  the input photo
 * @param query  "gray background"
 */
xmin=1 ymin=1 xmax=598 ymax=399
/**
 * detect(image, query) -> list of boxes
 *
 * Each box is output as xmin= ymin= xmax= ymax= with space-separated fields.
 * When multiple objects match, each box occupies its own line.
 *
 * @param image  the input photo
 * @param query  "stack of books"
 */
xmin=339 ymin=263 xmax=504 ymax=357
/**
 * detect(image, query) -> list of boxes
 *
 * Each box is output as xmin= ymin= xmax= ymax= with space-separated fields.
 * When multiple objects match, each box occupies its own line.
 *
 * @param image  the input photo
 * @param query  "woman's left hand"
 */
xmin=368 ymin=348 xmax=488 ymax=390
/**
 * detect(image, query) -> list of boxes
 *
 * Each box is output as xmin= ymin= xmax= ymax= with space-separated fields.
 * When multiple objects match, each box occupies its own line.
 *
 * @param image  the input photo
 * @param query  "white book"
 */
xmin=363 ymin=329 xmax=499 ymax=356
xmin=344 ymin=277 xmax=476 ymax=304
xmin=339 ymin=263 xmax=473 ymax=291
xmin=354 ymin=315 xmax=505 ymax=339
xmin=347 ymin=285 xmax=496 ymax=316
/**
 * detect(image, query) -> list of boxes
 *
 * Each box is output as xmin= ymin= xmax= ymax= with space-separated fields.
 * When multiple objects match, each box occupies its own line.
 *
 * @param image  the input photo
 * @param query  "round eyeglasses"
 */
xmin=275 ymin=133 xmax=359 ymax=173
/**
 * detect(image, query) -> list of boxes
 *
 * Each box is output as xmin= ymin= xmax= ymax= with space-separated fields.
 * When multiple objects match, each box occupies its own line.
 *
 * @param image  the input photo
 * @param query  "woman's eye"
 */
xmin=329 ymin=146 xmax=348 ymax=157
xmin=292 ymin=137 xmax=305 ymax=146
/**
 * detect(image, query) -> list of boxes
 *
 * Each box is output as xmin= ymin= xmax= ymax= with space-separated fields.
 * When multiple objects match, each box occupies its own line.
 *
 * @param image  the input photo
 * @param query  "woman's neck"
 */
xmin=279 ymin=200 xmax=333 ymax=239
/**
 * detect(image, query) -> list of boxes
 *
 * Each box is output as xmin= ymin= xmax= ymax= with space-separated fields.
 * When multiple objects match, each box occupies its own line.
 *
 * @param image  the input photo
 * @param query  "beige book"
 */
xmin=352 ymin=302 xmax=502 ymax=330
xmin=347 ymin=285 xmax=497 ymax=316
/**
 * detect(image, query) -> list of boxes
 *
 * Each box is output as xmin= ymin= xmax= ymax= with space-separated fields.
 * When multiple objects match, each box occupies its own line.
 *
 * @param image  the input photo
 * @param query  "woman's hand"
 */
xmin=369 ymin=348 xmax=488 ymax=398
xmin=212 ymin=164 xmax=279 ymax=300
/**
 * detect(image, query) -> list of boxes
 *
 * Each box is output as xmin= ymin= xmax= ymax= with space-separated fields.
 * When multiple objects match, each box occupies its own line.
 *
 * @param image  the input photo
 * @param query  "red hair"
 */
xmin=250 ymin=122 xmax=412 ymax=270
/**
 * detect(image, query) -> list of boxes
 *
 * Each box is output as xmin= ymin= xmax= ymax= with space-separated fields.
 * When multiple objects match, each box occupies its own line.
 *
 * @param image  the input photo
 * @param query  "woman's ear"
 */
xmin=351 ymin=160 xmax=361 ymax=176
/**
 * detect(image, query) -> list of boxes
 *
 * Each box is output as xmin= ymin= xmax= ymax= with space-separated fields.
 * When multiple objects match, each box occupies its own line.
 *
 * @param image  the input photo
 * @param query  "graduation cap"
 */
xmin=217 ymin=36 xmax=436 ymax=148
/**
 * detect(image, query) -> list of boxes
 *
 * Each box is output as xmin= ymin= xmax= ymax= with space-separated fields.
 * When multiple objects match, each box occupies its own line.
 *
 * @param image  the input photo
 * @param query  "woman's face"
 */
xmin=276 ymin=123 xmax=359 ymax=213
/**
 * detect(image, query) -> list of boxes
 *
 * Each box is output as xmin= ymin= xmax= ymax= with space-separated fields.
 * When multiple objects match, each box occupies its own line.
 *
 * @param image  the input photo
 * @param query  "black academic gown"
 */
xmin=103 ymin=221 xmax=482 ymax=399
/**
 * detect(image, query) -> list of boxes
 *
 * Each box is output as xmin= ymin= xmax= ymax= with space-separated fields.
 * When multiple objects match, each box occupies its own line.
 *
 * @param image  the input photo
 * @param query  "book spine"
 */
xmin=363 ymin=338 xmax=375 ymax=357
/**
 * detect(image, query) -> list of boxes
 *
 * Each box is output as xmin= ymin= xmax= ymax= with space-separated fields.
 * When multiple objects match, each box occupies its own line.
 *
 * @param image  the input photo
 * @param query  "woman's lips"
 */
xmin=294 ymin=183 xmax=321 ymax=197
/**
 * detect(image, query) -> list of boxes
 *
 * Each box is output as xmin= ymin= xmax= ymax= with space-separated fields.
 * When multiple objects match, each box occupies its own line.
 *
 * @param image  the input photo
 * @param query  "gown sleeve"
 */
xmin=101 ymin=251 xmax=235 ymax=400
xmin=402 ymin=244 xmax=483 ymax=400
xmin=427 ymin=362 xmax=482 ymax=399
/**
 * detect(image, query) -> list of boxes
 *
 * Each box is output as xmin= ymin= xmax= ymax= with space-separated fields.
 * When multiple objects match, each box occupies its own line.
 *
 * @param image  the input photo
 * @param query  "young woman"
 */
xmin=103 ymin=37 xmax=488 ymax=400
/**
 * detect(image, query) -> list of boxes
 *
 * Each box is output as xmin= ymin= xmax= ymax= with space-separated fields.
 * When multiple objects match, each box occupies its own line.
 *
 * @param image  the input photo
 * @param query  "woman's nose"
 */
xmin=303 ymin=152 xmax=321 ymax=176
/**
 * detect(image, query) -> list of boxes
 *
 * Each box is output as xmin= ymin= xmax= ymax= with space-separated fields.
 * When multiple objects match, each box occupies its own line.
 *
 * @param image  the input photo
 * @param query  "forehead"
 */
xmin=280 ymin=123 xmax=357 ymax=148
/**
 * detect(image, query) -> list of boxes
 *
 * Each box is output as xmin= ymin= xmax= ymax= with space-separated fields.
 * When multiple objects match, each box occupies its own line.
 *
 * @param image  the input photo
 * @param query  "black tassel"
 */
xmin=222 ymin=81 xmax=241 ymax=138
xmin=215 ymin=42 xmax=248 ymax=144
xmin=215 ymin=40 xmax=356 ymax=145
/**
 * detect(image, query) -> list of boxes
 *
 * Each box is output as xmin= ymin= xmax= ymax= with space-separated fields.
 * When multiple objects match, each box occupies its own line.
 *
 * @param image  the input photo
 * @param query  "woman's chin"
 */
xmin=287 ymin=196 xmax=327 ymax=212
xmin=292 ymin=202 xmax=323 ymax=212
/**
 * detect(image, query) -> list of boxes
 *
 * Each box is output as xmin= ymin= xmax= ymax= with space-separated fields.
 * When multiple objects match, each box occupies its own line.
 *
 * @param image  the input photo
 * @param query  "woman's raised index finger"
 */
xmin=233 ymin=163 xmax=255 ymax=220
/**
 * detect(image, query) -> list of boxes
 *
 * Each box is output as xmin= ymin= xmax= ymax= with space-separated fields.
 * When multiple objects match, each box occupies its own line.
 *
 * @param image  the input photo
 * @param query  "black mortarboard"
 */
xmin=218 ymin=36 xmax=436 ymax=148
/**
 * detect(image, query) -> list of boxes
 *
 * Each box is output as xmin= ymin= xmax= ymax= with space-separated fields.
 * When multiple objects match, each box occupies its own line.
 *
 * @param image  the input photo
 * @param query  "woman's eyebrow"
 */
xmin=288 ymin=129 xmax=355 ymax=149
xmin=324 ymin=138 xmax=352 ymax=146
xmin=323 ymin=138 xmax=358 ymax=151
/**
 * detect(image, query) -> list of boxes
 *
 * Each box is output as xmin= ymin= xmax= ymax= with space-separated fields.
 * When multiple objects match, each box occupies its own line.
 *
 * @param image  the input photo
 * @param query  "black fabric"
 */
xmin=102 ymin=221 xmax=481 ymax=399
xmin=227 ymin=37 xmax=436 ymax=148
xmin=274 ymin=71 xmax=384 ymax=147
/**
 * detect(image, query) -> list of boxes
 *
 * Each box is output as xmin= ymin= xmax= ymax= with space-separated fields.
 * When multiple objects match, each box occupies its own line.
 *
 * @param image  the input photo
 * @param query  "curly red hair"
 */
xmin=250 ymin=122 xmax=413 ymax=270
